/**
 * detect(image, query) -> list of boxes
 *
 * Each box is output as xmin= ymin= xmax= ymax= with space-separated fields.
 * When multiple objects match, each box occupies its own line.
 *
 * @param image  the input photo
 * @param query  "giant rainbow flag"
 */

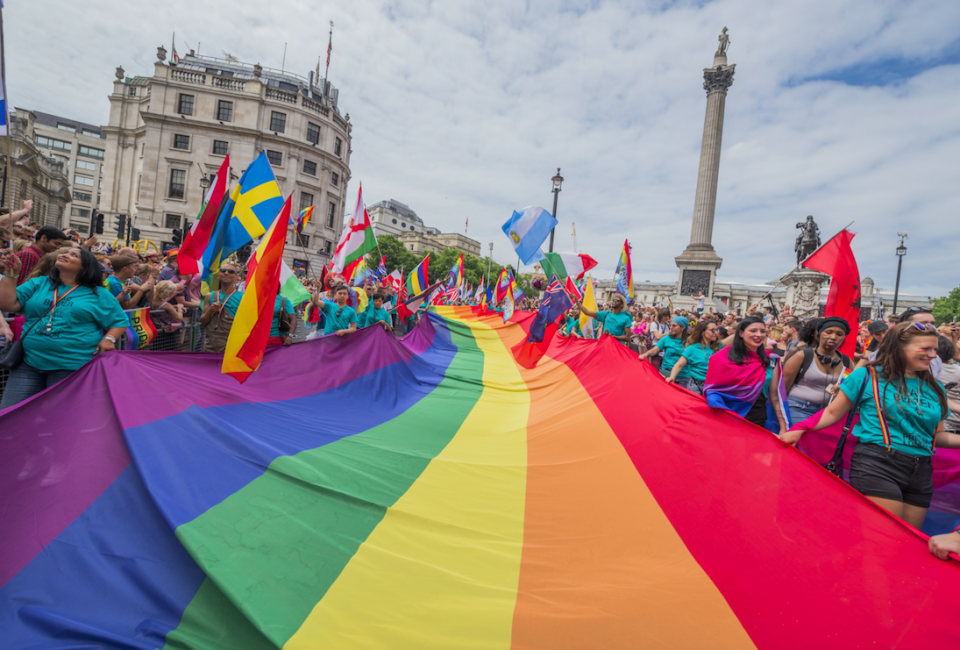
xmin=2 ymin=307 xmax=960 ymax=648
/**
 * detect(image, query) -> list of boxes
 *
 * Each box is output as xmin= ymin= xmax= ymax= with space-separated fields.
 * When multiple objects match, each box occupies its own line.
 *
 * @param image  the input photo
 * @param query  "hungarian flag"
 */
xmin=542 ymin=252 xmax=598 ymax=281
xmin=222 ymin=196 xmax=292 ymax=383
xmin=332 ymin=183 xmax=378 ymax=273
xmin=802 ymin=229 xmax=861 ymax=359
xmin=179 ymin=155 xmax=230 ymax=275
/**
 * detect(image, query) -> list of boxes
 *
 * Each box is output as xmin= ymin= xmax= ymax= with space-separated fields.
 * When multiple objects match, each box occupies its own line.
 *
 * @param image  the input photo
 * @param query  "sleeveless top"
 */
xmin=789 ymin=356 xmax=840 ymax=406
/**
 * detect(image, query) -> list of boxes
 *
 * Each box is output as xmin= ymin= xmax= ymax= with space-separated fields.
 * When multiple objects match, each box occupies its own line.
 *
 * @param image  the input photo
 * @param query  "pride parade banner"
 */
xmin=2 ymin=308 xmax=960 ymax=648
xmin=124 ymin=306 xmax=157 ymax=350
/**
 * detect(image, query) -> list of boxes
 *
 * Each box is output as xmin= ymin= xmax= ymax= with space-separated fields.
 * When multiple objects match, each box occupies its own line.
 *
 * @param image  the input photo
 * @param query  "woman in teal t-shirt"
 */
xmin=579 ymin=293 xmax=632 ymax=346
xmin=640 ymin=316 xmax=690 ymax=378
xmin=782 ymin=323 xmax=960 ymax=528
xmin=665 ymin=320 xmax=720 ymax=395
xmin=0 ymin=248 xmax=129 ymax=408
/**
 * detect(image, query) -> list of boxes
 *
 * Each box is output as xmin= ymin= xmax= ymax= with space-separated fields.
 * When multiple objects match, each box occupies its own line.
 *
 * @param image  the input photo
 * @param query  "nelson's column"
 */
xmin=675 ymin=27 xmax=735 ymax=300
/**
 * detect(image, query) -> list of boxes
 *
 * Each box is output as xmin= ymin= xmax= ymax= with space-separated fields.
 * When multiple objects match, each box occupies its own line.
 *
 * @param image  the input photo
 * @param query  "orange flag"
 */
xmin=222 ymin=196 xmax=292 ymax=383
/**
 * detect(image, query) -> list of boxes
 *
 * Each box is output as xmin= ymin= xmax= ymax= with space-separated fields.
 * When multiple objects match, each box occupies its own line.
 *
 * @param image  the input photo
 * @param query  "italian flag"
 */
xmin=541 ymin=252 xmax=598 ymax=281
xmin=332 ymin=182 xmax=378 ymax=273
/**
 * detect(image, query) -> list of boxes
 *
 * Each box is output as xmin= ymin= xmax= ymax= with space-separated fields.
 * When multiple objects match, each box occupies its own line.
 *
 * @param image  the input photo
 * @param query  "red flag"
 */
xmin=179 ymin=155 xmax=230 ymax=275
xmin=511 ymin=322 xmax=559 ymax=369
xmin=801 ymin=230 xmax=861 ymax=358
xmin=564 ymin=276 xmax=582 ymax=301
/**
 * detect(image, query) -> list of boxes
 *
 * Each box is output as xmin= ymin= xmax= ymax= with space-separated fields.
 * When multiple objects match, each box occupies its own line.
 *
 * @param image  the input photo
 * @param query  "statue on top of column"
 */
xmin=795 ymin=215 xmax=821 ymax=264
xmin=716 ymin=27 xmax=731 ymax=57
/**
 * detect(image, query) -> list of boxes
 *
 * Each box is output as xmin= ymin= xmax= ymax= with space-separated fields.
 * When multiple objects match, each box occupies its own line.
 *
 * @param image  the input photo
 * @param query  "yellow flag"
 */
xmin=579 ymin=275 xmax=597 ymax=339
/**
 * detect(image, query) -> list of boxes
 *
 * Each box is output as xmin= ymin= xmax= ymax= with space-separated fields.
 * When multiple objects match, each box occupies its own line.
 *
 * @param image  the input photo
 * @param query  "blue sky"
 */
xmin=7 ymin=0 xmax=960 ymax=297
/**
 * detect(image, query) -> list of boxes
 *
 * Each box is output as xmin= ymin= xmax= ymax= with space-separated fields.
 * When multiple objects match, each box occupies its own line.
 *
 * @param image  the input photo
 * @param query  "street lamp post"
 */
xmin=487 ymin=242 xmax=493 ymax=281
xmin=892 ymin=232 xmax=908 ymax=316
xmin=548 ymin=168 xmax=563 ymax=253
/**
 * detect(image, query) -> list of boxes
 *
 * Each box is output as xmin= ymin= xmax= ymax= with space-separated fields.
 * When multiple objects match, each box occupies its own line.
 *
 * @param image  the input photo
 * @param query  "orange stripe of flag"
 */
xmin=222 ymin=196 xmax=292 ymax=383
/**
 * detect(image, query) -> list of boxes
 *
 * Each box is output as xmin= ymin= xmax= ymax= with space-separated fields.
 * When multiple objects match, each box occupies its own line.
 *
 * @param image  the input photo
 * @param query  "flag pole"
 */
xmin=755 ymin=220 xmax=855 ymax=304
xmin=324 ymin=22 xmax=333 ymax=89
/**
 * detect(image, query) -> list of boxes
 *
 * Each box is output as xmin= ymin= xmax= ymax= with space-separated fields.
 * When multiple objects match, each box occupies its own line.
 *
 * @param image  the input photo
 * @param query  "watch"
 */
xmin=104 ymin=334 xmax=117 ymax=343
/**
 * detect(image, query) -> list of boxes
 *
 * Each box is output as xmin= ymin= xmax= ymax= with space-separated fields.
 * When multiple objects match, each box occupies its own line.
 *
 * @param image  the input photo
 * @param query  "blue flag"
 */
xmin=527 ymin=275 xmax=574 ymax=343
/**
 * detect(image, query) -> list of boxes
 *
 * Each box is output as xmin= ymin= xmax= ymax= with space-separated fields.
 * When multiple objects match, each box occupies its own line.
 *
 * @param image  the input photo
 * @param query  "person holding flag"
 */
xmin=311 ymin=283 xmax=358 ymax=337
xmin=579 ymin=293 xmax=633 ymax=346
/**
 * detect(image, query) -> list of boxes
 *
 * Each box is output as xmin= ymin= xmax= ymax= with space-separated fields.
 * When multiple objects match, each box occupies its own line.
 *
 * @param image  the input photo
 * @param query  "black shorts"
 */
xmin=849 ymin=442 xmax=934 ymax=508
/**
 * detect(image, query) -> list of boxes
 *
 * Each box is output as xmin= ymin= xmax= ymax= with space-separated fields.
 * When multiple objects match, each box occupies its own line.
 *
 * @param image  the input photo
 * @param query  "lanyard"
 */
xmin=46 ymin=285 xmax=79 ymax=331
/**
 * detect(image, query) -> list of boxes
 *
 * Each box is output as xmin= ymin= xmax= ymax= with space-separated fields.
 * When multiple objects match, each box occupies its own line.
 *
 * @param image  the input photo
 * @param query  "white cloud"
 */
xmin=7 ymin=0 xmax=959 ymax=296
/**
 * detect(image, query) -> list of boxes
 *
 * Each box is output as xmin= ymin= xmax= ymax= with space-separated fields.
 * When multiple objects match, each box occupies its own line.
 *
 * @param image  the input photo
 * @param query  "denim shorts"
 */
xmin=676 ymin=376 xmax=704 ymax=395
xmin=849 ymin=442 xmax=934 ymax=508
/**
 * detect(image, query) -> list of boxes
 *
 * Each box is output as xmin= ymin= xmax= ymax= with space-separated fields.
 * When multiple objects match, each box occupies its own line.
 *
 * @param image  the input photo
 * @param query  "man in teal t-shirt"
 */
xmin=360 ymin=292 xmax=393 ymax=330
xmin=319 ymin=285 xmax=358 ymax=336
xmin=578 ymin=293 xmax=632 ymax=345
xmin=839 ymin=366 xmax=946 ymax=456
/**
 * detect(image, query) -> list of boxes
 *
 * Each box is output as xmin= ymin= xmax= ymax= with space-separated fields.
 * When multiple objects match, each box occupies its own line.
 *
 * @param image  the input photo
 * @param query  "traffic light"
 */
xmin=114 ymin=214 xmax=127 ymax=236
xmin=94 ymin=213 xmax=104 ymax=235
xmin=131 ymin=228 xmax=141 ymax=241
xmin=171 ymin=228 xmax=183 ymax=247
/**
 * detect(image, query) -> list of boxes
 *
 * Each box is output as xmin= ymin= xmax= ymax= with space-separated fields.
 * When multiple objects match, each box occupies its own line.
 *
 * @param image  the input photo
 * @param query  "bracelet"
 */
xmin=103 ymin=334 xmax=117 ymax=343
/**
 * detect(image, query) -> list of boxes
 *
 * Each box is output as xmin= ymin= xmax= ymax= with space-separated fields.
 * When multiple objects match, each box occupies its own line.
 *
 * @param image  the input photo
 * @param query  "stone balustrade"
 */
xmin=171 ymin=69 xmax=206 ymax=85
xmin=266 ymin=87 xmax=297 ymax=104
xmin=211 ymin=76 xmax=246 ymax=92
xmin=303 ymin=97 xmax=330 ymax=117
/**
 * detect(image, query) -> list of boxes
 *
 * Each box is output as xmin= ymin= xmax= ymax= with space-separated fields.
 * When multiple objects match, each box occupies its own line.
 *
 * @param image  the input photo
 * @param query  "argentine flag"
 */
xmin=501 ymin=206 xmax=557 ymax=266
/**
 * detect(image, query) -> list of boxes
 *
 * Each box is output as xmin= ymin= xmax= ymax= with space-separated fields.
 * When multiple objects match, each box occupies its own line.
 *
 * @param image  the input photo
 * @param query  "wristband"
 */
xmin=103 ymin=335 xmax=117 ymax=344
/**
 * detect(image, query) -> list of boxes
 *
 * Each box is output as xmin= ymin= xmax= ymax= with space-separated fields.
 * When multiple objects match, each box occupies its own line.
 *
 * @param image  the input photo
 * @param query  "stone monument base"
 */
xmin=784 ymin=268 xmax=828 ymax=319
xmin=675 ymin=245 xmax=723 ymax=299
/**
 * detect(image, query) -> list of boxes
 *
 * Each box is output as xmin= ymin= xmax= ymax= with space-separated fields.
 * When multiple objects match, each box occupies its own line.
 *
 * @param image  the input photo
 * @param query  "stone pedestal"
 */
xmin=784 ymin=269 xmax=828 ymax=319
xmin=675 ymin=52 xmax=735 ymax=298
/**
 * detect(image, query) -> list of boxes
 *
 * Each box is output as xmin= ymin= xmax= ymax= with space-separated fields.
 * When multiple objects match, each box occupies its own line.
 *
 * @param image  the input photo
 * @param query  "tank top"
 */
xmin=790 ymin=356 xmax=841 ymax=406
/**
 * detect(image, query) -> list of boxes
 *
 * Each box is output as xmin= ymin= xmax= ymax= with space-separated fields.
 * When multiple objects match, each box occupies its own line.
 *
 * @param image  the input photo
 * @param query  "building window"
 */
xmin=173 ymin=134 xmax=190 ymax=150
xmin=334 ymin=137 xmax=342 ymax=156
xmin=306 ymin=122 xmax=320 ymax=144
xmin=326 ymin=202 xmax=336 ymax=228
xmin=78 ymin=145 xmax=105 ymax=160
xmin=76 ymin=159 xmax=97 ymax=171
xmin=169 ymin=169 xmax=186 ymax=199
xmin=75 ymin=223 xmax=90 ymax=234
xmin=392 ymin=218 xmax=397 ymax=224
xmin=302 ymin=160 xmax=317 ymax=176
xmin=70 ymin=206 xmax=90 ymax=218
xmin=83 ymin=129 xmax=100 ymax=137
xmin=57 ymin=123 xmax=76 ymax=133
xmin=72 ymin=191 xmax=93 ymax=202
xmin=212 ymin=140 xmax=229 ymax=156
xmin=270 ymin=111 xmax=287 ymax=133
xmin=178 ymin=94 xmax=195 ymax=115
xmin=266 ymin=150 xmax=283 ymax=166
xmin=299 ymin=192 xmax=314 ymax=212
xmin=411 ymin=226 xmax=415 ymax=231
xmin=401 ymin=222 xmax=406 ymax=228
xmin=324 ymin=240 xmax=333 ymax=254
xmin=331 ymin=172 xmax=339 ymax=187
xmin=165 ymin=214 xmax=182 ymax=229
xmin=35 ymin=135 xmax=71 ymax=152
xmin=295 ymin=233 xmax=310 ymax=247
xmin=217 ymin=100 xmax=233 ymax=122
xmin=74 ymin=174 xmax=94 ymax=187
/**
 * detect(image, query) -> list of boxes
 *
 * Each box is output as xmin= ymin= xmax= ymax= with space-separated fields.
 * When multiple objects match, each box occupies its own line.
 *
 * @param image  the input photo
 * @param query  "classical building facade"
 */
xmin=368 ymin=199 xmax=437 ymax=238
xmin=100 ymin=47 xmax=352 ymax=271
xmin=368 ymin=198 xmax=482 ymax=258
xmin=30 ymin=111 xmax=107 ymax=235
xmin=0 ymin=108 xmax=71 ymax=228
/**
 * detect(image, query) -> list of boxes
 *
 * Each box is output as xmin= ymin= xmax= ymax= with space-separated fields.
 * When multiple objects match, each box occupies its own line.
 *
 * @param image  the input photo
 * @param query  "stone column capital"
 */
xmin=703 ymin=64 xmax=735 ymax=95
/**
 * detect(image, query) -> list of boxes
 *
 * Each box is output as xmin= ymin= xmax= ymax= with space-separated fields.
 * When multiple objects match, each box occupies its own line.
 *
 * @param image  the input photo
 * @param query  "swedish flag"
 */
xmin=199 ymin=151 xmax=283 ymax=282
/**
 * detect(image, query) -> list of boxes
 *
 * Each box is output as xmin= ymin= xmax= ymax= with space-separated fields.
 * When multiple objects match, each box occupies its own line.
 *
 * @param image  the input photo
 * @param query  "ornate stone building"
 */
xmin=100 ymin=47 xmax=352 ymax=271
xmin=30 ymin=111 xmax=107 ymax=235
xmin=0 ymin=108 xmax=71 ymax=228
xmin=368 ymin=198 xmax=482 ymax=258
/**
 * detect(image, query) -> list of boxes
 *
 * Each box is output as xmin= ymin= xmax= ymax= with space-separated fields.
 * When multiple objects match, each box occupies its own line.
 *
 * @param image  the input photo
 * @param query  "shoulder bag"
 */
xmin=0 ymin=303 xmax=55 ymax=370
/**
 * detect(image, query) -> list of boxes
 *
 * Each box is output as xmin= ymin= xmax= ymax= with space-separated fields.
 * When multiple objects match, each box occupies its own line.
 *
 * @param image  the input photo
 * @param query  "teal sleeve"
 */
xmin=98 ymin=287 xmax=132 ymax=329
xmin=681 ymin=346 xmax=695 ymax=361
xmin=283 ymin=297 xmax=294 ymax=315
xmin=15 ymin=277 xmax=45 ymax=308
xmin=348 ymin=309 xmax=357 ymax=325
xmin=839 ymin=367 xmax=869 ymax=401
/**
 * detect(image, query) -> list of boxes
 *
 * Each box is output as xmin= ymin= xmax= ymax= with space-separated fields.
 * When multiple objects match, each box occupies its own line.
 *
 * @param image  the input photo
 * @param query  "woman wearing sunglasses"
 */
xmin=199 ymin=261 xmax=243 ymax=353
xmin=782 ymin=323 xmax=960 ymax=528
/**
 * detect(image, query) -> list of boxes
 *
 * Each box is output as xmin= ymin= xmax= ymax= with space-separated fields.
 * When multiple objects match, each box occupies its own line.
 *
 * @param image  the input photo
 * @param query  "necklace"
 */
xmin=46 ymin=284 xmax=80 ymax=332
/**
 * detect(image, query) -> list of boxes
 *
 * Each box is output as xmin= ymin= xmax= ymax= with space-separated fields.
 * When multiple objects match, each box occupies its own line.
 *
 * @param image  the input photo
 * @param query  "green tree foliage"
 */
xmin=368 ymin=235 xmax=508 ymax=292
xmin=933 ymin=285 xmax=960 ymax=325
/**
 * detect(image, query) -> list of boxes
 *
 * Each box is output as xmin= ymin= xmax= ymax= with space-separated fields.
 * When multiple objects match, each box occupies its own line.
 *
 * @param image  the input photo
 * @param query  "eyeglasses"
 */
xmin=219 ymin=269 xmax=237 ymax=274
xmin=905 ymin=307 xmax=931 ymax=313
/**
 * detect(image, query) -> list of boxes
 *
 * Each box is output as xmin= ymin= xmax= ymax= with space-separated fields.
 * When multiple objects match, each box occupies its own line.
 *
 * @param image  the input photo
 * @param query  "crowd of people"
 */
xmin=561 ymin=294 xmax=960 ymax=559
xmin=3 ymin=197 xmax=960 ymax=559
